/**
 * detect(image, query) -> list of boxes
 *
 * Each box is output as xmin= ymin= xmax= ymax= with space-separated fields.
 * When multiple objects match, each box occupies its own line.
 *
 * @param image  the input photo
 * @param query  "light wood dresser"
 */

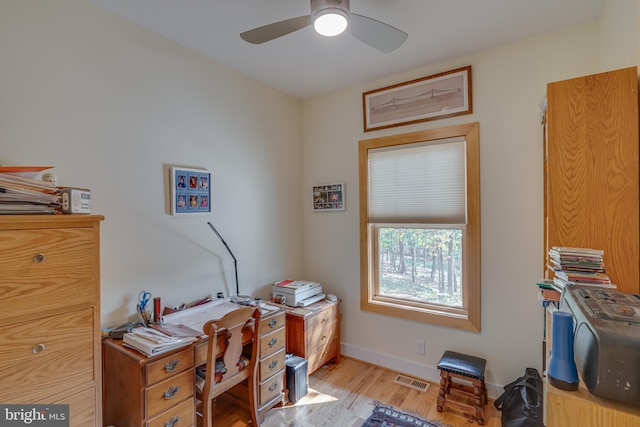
xmin=103 ymin=304 xmax=286 ymax=426
xmin=0 ymin=214 xmax=104 ymax=427
xmin=285 ymin=299 xmax=341 ymax=375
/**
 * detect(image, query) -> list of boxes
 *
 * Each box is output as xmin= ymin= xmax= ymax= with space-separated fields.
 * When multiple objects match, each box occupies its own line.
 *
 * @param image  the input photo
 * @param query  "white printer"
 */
xmin=272 ymin=280 xmax=324 ymax=307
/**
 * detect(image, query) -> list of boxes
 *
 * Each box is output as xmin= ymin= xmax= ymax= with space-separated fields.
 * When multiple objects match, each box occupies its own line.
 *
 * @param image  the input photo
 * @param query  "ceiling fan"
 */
xmin=240 ymin=0 xmax=408 ymax=53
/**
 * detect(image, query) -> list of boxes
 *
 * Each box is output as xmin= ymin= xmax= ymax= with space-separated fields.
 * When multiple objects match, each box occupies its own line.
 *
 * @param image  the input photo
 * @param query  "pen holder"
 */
xmin=137 ymin=303 xmax=151 ymax=326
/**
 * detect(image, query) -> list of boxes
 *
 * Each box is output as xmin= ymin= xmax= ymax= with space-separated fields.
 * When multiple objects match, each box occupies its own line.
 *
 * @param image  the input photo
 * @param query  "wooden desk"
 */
xmin=102 ymin=302 xmax=286 ymax=427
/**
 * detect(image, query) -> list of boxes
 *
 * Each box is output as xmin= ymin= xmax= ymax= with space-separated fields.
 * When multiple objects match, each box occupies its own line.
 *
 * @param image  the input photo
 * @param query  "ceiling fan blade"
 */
xmin=348 ymin=13 xmax=408 ymax=53
xmin=240 ymin=15 xmax=312 ymax=44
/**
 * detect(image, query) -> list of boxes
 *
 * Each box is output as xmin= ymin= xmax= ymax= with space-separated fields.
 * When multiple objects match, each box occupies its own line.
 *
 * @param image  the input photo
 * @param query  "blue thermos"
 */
xmin=548 ymin=310 xmax=579 ymax=390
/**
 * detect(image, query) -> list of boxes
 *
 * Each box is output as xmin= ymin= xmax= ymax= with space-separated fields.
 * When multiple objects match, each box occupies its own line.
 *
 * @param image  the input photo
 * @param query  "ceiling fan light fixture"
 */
xmin=313 ymin=9 xmax=348 ymax=36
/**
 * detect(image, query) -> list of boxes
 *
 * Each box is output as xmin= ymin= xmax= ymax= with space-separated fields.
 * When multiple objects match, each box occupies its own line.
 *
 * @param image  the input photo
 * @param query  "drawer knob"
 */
xmin=33 ymin=253 xmax=46 ymax=263
xmin=268 ymin=337 xmax=278 ymax=347
xmin=268 ymin=360 xmax=278 ymax=369
xmin=269 ymin=382 xmax=278 ymax=392
xmin=268 ymin=319 xmax=278 ymax=328
xmin=163 ymin=386 xmax=180 ymax=400
xmin=164 ymin=359 xmax=180 ymax=372
xmin=32 ymin=343 xmax=46 ymax=354
xmin=164 ymin=416 xmax=181 ymax=427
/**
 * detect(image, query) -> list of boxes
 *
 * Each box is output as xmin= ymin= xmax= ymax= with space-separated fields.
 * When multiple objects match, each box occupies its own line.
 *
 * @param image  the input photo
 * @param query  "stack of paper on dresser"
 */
xmin=123 ymin=327 xmax=196 ymax=357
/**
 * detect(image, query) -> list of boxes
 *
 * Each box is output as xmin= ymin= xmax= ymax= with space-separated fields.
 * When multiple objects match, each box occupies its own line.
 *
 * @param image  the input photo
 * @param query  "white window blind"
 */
xmin=368 ymin=137 xmax=466 ymax=224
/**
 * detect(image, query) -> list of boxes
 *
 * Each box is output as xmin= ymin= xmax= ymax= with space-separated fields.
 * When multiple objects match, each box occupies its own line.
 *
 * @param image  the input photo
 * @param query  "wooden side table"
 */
xmin=284 ymin=299 xmax=341 ymax=375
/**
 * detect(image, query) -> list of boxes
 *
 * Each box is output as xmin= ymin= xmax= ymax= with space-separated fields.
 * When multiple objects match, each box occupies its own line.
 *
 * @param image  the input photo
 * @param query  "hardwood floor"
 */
xmin=206 ymin=356 xmax=501 ymax=426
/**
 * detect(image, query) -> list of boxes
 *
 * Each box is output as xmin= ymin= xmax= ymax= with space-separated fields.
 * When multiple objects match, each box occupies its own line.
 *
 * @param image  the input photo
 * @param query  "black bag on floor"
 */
xmin=494 ymin=367 xmax=544 ymax=427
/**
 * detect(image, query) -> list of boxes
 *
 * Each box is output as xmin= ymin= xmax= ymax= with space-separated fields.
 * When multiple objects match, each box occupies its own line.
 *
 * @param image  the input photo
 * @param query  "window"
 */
xmin=359 ymin=122 xmax=481 ymax=331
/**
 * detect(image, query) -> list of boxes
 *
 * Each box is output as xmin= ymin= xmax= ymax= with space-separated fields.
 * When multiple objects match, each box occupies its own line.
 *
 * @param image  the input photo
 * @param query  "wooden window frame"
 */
xmin=358 ymin=122 xmax=481 ymax=332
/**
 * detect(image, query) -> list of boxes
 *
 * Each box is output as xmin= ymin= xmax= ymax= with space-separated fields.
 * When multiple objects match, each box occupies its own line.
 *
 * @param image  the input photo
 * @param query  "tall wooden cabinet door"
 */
xmin=545 ymin=66 xmax=639 ymax=294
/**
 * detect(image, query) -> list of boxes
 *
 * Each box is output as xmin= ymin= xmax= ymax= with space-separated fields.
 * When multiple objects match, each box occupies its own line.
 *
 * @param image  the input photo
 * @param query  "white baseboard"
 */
xmin=340 ymin=342 xmax=500 ymax=399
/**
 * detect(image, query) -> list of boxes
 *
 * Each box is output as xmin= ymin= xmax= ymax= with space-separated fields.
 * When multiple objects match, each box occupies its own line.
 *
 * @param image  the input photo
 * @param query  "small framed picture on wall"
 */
xmin=312 ymin=182 xmax=345 ymax=212
xmin=171 ymin=166 xmax=211 ymax=216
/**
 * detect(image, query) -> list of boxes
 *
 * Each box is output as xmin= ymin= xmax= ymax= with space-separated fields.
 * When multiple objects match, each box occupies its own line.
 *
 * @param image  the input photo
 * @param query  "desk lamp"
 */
xmin=207 ymin=222 xmax=253 ymax=305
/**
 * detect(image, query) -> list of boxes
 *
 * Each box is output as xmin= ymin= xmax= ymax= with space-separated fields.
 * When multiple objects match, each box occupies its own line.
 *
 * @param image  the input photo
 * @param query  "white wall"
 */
xmin=598 ymin=0 xmax=639 ymax=69
xmin=0 ymin=0 xmax=304 ymax=326
xmin=302 ymin=2 xmax=638 ymax=393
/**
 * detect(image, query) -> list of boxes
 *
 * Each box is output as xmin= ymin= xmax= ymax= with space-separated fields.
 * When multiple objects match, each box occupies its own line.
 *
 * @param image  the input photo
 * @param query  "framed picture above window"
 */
xmin=363 ymin=65 xmax=472 ymax=132
xmin=312 ymin=182 xmax=345 ymax=212
xmin=170 ymin=166 xmax=211 ymax=216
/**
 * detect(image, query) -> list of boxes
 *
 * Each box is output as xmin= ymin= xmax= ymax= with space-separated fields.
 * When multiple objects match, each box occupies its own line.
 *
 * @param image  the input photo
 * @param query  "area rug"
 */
xmin=361 ymin=402 xmax=452 ymax=427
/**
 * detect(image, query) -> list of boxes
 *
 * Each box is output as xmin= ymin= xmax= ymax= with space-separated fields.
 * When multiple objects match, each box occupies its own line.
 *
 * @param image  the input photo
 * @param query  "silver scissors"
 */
xmin=138 ymin=291 xmax=151 ymax=312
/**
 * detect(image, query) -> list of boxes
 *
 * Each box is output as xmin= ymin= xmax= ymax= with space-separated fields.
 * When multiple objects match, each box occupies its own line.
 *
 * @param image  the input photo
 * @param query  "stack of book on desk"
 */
xmin=548 ymin=246 xmax=616 ymax=291
xmin=123 ymin=327 xmax=197 ymax=357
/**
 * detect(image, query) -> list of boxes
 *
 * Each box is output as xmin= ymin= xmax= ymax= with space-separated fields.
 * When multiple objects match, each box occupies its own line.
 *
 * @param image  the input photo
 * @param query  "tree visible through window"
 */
xmin=378 ymin=228 xmax=462 ymax=307
xmin=359 ymin=123 xmax=481 ymax=331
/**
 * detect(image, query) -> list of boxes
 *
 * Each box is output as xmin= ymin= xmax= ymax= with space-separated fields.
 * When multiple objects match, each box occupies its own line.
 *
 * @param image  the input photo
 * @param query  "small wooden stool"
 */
xmin=436 ymin=350 xmax=488 ymax=425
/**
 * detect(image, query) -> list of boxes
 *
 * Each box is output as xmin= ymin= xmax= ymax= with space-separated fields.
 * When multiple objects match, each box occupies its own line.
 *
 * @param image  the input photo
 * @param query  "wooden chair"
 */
xmin=195 ymin=306 xmax=261 ymax=427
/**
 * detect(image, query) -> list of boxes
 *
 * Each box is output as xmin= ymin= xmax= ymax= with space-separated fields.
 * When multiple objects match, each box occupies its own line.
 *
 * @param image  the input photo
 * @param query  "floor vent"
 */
xmin=393 ymin=374 xmax=430 ymax=392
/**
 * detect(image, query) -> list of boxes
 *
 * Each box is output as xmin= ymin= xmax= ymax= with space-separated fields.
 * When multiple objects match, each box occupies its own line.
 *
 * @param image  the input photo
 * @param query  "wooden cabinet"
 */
xmin=103 ymin=341 xmax=196 ymax=427
xmin=285 ymin=300 xmax=340 ymax=375
xmin=0 ymin=215 xmax=104 ymax=427
xmin=544 ymin=66 xmax=639 ymax=294
xmin=543 ymin=67 xmax=640 ymax=425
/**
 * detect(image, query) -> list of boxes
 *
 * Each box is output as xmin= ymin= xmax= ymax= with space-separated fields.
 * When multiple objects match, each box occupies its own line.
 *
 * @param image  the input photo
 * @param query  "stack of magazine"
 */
xmin=0 ymin=166 xmax=60 ymax=214
xmin=548 ymin=246 xmax=615 ymax=290
xmin=123 ymin=327 xmax=197 ymax=357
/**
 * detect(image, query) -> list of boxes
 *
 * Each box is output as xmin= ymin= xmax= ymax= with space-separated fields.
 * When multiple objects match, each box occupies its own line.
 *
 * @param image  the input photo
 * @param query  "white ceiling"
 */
xmin=90 ymin=0 xmax=603 ymax=99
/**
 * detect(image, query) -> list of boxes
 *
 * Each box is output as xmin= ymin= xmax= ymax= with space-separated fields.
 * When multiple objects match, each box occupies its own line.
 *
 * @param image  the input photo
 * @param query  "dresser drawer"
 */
xmin=259 ymin=371 xmax=284 ymax=407
xmin=145 ymin=369 xmax=194 ymax=419
xmin=259 ymin=347 xmax=286 ymax=382
xmin=0 ymin=228 xmax=96 ymax=323
xmin=0 ymin=308 xmax=95 ymax=404
xmin=307 ymin=334 xmax=339 ymax=373
xmin=146 ymin=397 xmax=194 ymax=427
xmin=307 ymin=305 xmax=337 ymax=332
xmin=307 ymin=318 xmax=337 ymax=346
xmin=147 ymin=348 xmax=194 ymax=386
xmin=259 ymin=327 xmax=285 ymax=358
xmin=261 ymin=311 xmax=285 ymax=333
xmin=49 ymin=386 xmax=97 ymax=427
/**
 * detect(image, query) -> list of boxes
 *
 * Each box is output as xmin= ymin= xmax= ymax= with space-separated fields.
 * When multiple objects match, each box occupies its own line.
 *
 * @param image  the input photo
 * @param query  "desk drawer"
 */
xmin=145 ymin=369 xmax=194 ymax=419
xmin=308 ymin=318 xmax=337 ymax=346
xmin=259 ymin=371 xmax=284 ymax=407
xmin=259 ymin=327 xmax=285 ymax=358
xmin=0 ymin=308 xmax=95 ymax=404
xmin=261 ymin=312 xmax=285 ymax=333
xmin=259 ymin=347 xmax=285 ymax=382
xmin=307 ymin=333 xmax=339 ymax=373
xmin=147 ymin=348 xmax=194 ymax=386
xmin=307 ymin=305 xmax=337 ymax=331
xmin=147 ymin=397 xmax=194 ymax=427
xmin=0 ymin=228 xmax=95 ymax=323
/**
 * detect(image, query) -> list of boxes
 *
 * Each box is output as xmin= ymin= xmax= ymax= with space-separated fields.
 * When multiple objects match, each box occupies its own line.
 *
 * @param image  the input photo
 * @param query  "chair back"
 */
xmin=197 ymin=305 xmax=261 ymax=427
